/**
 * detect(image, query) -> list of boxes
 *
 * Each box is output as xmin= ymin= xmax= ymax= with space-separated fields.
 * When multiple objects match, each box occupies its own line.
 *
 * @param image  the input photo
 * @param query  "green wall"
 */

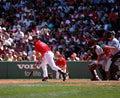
xmin=67 ymin=61 xmax=92 ymax=79
xmin=0 ymin=61 xmax=92 ymax=79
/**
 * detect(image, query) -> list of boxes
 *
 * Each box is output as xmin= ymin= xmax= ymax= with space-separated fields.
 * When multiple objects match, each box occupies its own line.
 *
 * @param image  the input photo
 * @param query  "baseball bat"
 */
xmin=28 ymin=64 xmax=38 ymax=78
xmin=29 ymin=56 xmax=42 ymax=77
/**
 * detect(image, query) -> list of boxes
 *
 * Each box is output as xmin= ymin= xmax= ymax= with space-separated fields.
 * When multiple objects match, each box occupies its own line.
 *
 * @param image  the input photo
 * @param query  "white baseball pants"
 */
xmin=40 ymin=51 xmax=61 ymax=78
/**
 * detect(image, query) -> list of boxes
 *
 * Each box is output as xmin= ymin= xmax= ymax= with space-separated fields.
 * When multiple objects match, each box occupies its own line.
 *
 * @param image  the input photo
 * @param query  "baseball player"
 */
xmin=55 ymin=53 xmax=67 ymax=79
xmin=104 ymin=31 xmax=120 ymax=80
xmin=88 ymin=39 xmax=107 ymax=80
xmin=33 ymin=36 xmax=66 ymax=81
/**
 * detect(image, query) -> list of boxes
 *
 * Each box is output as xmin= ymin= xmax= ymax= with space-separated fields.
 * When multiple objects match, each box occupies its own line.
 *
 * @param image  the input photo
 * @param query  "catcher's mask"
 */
xmin=89 ymin=38 xmax=98 ymax=46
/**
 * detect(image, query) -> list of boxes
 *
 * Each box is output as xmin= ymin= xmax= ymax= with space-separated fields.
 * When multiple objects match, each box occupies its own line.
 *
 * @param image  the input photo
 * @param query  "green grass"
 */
xmin=0 ymin=80 xmax=120 ymax=98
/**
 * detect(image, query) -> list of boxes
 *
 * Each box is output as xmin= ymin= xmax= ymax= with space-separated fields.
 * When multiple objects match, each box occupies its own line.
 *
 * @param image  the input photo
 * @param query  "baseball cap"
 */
xmin=111 ymin=30 xmax=116 ymax=34
xmin=2 ymin=27 xmax=6 ymax=31
xmin=106 ymin=31 xmax=115 ymax=38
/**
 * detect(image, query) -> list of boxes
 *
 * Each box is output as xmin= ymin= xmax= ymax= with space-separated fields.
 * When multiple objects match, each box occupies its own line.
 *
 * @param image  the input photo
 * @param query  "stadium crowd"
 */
xmin=0 ymin=0 xmax=120 ymax=61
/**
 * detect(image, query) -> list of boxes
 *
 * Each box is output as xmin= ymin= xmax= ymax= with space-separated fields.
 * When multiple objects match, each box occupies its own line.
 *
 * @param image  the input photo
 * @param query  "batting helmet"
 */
xmin=33 ymin=36 xmax=41 ymax=40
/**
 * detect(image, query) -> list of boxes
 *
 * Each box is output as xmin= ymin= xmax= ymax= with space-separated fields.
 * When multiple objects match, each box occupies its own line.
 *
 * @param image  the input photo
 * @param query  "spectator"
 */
xmin=4 ymin=52 xmax=13 ymax=61
xmin=0 ymin=54 xmax=3 ymax=61
xmin=15 ymin=28 xmax=24 ymax=41
xmin=0 ymin=0 xmax=119 ymax=62
xmin=68 ymin=52 xmax=79 ymax=61
xmin=12 ymin=55 xmax=18 ymax=61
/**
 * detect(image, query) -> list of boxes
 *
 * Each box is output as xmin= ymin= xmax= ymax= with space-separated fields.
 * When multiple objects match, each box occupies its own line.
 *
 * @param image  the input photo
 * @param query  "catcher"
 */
xmin=88 ymin=39 xmax=107 ymax=80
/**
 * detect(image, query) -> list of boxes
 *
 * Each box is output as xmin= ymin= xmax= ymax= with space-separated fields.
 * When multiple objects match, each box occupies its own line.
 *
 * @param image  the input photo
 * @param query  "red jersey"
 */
xmin=35 ymin=40 xmax=51 ymax=56
xmin=56 ymin=58 xmax=66 ymax=69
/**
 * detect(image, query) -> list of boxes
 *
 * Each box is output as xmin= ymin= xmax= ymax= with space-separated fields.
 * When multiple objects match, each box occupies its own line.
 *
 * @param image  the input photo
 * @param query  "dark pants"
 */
xmin=109 ymin=51 xmax=120 ymax=80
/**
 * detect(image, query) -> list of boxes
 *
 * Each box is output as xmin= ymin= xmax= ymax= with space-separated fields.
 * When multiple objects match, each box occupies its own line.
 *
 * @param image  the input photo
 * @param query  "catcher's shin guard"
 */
xmin=88 ymin=64 xmax=98 ymax=78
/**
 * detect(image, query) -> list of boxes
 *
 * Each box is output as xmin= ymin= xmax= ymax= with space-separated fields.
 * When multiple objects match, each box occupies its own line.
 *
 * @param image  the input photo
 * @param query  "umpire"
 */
xmin=104 ymin=31 xmax=120 ymax=80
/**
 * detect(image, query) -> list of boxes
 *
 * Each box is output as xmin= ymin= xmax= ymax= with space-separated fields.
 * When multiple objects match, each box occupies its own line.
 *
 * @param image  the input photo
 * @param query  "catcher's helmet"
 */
xmin=89 ymin=38 xmax=99 ymax=46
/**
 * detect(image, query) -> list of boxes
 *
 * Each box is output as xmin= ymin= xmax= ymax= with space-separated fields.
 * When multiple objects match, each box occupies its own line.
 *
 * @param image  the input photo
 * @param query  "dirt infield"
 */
xmin=0 ymin=79 xmax=120 ymax=87
xmin=0 ymin=79 xmax=91 ymax=84
xmin=0 ymin=79 xmax=41 ymax=84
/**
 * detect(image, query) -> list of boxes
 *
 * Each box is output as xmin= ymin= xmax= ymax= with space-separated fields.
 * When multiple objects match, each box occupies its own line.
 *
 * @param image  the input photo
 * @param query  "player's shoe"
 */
xmin=62 ymin=73 xmax=66 ymax=81
xmin=58 ymin=70 xmax=66 ymax=81
xmin=102 ymin=77 xmax=107 ymax=81
xmin=42 ymin=77 xmax=48 ymax=82
xmin=109 ymin=78 xmax=118 ymax=80
xmin=91 ymin=77 xmax=100 ymax=81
